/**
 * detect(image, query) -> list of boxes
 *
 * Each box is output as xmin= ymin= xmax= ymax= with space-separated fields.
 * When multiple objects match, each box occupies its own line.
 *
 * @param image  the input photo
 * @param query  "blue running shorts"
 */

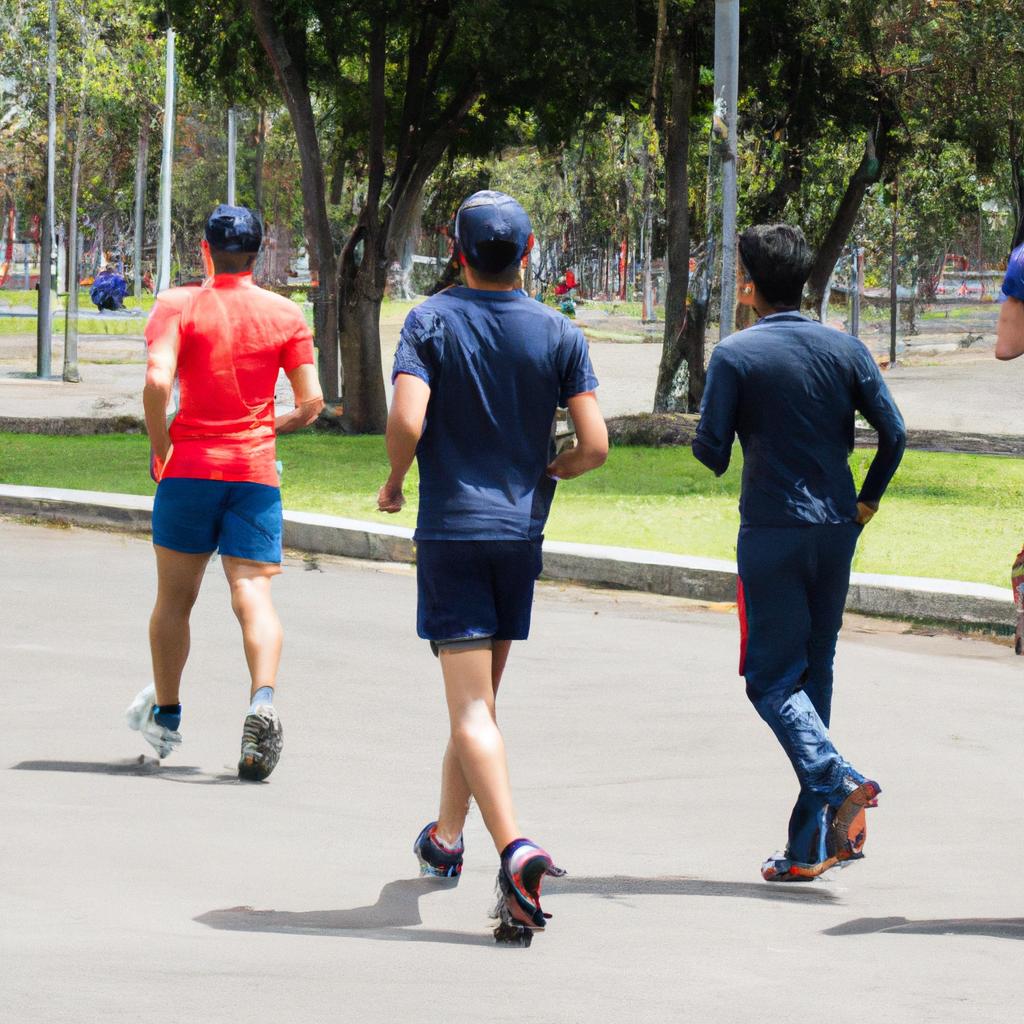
xmin=152 ymin=478 xmax=283 ymax=563
xmin=416 ymin=539 xmax=543 ymax=645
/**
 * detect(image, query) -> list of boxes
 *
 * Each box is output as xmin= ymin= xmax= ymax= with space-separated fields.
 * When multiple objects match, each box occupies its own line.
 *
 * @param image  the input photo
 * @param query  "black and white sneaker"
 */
xmin=238 ymin=705 xmax=283 ymax=781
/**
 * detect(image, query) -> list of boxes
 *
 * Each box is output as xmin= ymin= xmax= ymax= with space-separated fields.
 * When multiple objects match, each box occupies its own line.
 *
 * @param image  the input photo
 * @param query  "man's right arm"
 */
xmin=692 ymin=349 xmax=739 ymax=476
xmin=142 ymin=301 xmax=180 ymax=469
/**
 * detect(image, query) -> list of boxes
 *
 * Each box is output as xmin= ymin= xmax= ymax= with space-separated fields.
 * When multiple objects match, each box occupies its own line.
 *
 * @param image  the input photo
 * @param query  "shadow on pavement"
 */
xmin=11 ymin=758 xmax=239 ymax=785
xmin=546 ymin=874 xmax=839 ymax=904
xmin=197 ymin=871 xmax=839 ymax=947
xmin=824 ymin=917 xmax=1024 ymax=941
xmin=196 ymin=878 xmax=492 ymax=946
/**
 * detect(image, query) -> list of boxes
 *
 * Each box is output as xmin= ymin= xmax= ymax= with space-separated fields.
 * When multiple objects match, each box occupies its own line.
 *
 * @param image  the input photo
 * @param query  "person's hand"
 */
xmin=377 ymin=478 xmax=405 ymax=513
xmin=856 ymin=501 xmax=878 ymax=525
xmin=149 ymin=444 xmax=171 ymax=483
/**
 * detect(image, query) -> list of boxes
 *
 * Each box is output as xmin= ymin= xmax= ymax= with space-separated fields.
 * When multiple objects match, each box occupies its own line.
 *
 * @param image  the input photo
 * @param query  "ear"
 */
xmin=458 ymin=251 xmax=468 ymax=267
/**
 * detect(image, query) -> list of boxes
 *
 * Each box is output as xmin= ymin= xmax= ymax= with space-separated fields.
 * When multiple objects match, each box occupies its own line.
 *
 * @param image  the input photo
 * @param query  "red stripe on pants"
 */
xmin=737 ymin=576 xmax=749 ymax=676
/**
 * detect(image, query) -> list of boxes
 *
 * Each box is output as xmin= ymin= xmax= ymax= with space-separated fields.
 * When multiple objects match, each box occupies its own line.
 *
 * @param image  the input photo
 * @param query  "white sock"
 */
xmin=249 ymin=686 xmax=274 ymax=712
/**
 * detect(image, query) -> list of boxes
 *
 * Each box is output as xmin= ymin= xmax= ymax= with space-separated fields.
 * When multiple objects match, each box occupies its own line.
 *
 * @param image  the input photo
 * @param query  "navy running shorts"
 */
xmin=415 ymin=539 xmax=543 ymax=644
xmin=152 ymin=478 xmax=283 ymax=563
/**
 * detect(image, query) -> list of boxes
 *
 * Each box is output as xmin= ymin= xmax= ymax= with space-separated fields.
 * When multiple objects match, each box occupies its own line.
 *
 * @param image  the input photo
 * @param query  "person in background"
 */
xmin=90 ymin=265 xmax=128 ymax=311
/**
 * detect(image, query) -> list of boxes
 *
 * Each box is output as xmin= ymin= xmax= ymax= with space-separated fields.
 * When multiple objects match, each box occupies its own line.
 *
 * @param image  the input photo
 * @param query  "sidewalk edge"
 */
xmin=0 ymin=484 xmax=1012 ymax=630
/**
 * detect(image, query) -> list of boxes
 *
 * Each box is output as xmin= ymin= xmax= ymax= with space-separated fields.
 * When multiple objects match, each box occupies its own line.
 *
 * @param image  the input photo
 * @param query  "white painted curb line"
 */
xmin=0 ymin=484 xmax=1012 ymax=629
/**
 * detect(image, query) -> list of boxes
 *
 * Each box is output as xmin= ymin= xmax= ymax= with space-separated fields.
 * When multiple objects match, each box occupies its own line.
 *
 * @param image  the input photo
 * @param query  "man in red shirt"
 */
xmin=126 ymin=206 xmax=323 ymax=780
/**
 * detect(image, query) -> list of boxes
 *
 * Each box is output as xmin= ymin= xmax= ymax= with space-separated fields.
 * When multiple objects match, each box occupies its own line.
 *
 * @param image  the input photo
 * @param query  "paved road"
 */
xmin=2 ymin=521 xmax=1022 ymax=1022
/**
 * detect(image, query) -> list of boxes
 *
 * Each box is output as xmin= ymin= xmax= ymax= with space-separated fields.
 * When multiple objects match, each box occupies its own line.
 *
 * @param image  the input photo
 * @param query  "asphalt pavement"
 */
xmin=1 ymin=521 xmax=1022 ymax=1023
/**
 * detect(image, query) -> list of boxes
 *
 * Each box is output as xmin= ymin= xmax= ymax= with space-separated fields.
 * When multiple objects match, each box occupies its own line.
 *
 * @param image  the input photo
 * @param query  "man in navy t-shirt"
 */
xmin=694 ymin=224 xmax=906 ymax=883
xmin=378 ymin=190 xmax=607 ymax=940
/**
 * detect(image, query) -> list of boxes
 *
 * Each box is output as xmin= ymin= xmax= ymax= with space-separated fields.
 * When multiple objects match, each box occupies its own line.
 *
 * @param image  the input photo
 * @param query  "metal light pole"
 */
xmin=227 ymin=107 xmax=237 ymax=204
xmin=37 ymin=0 xmax=58 ymax=378
xmin=889 ymin=173 xmax=899 ymax=366
xmin=155 ymin=28 xmax=176 ymax=294
xmin=715 ymin=0 xmax=740 ymax=340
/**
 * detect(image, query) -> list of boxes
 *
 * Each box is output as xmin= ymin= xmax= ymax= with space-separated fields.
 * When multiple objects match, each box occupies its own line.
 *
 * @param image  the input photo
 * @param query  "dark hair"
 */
xmin=738 ymin=224 xmax=813 ymax=309
xmin=467 ymin=240 xmax=522 ymax=286
xmin=210 ymin=249 xmax=257 ymax=274
xmin=469 ymin=239 xmax=521 ymax=277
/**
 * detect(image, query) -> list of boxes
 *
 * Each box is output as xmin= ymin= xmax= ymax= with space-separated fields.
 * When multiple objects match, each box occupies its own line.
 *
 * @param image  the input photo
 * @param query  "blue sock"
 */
xmin=249 ymin=686 xmax=274 ymax=711
xmin=153 ymin=704 xmax=182 ymax=731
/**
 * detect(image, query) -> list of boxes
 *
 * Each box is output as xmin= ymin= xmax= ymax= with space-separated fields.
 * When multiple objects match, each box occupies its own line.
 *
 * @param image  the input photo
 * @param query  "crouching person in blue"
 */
xmin=693 ymin=224 xmax=906 ymax=881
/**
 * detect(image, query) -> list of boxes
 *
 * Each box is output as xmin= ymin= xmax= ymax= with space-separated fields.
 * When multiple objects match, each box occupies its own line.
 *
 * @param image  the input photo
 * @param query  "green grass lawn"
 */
xmin=0 ymin=432 xmax=1017 ymax=588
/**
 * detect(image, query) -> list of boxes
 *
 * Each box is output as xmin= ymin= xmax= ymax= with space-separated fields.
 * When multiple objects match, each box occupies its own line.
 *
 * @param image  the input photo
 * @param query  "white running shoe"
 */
xmin=125 ymin=684 xmax=182 ymax=759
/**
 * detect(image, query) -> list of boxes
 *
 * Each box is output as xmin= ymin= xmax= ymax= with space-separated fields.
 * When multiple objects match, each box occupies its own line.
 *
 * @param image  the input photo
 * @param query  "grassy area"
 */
xmin=0 ymin=432 xmax=1017 ymax=588
xmin=0 ymin=317 xmax=146 ymax=337
xmin=0 ymin=288 xmax=156 ymax=312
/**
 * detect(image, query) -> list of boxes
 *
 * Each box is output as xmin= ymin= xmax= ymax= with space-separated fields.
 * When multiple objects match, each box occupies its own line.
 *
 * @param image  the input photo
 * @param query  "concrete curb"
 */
xmin=0 ymin=484 xmax=1012 ymax=631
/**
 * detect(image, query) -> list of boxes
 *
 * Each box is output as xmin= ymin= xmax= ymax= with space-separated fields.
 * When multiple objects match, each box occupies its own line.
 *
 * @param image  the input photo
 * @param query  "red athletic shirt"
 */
xmin=145 ymin=273 xmax=314 ymax=486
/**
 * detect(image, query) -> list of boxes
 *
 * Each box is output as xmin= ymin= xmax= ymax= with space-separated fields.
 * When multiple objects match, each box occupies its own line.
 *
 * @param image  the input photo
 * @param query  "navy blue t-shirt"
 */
xmin=392 ymin=286 xmax=598 ymax=541
xmin=693 ymin=312 xmax=906 ymax=527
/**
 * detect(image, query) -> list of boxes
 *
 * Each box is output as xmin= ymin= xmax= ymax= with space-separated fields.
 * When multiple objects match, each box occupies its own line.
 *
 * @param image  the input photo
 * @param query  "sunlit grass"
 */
xmin=0 ymin=432 xmax=1016 ymax=588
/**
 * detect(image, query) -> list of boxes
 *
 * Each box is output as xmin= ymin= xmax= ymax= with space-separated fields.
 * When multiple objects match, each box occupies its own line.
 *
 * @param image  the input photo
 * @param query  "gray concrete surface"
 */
xmin=2 ymin=521 xmax=1023 ymax=1023
xmin=1 ymin=484 xmax=1013 ymax=630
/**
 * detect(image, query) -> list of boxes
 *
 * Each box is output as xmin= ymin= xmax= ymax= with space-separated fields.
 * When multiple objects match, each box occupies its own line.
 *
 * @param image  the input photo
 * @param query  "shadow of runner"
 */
xmin=196 ymin=871 xmax=840 ymax=948
xmin=196 ymin=878 xmax=492 ymax=947
xmin=545 ymin=875 xmax=840 ymax=904
xmin=824 ymin=917 xmax=1024 ymax=940
xmin=11 ymin=757 xmax=239 ymax=785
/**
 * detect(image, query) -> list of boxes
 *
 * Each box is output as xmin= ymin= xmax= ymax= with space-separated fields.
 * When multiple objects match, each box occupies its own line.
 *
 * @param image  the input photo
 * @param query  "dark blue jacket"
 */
xmin=692 ymin=312 xmax=906 ymax=526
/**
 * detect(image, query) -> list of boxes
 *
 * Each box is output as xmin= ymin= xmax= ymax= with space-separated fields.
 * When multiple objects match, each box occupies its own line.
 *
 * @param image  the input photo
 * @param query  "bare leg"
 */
xmin=149 ymin=546 xmax=212 ymax=705
xmin=438 ymin=642 xmax=518 ymax=853
xmin=222 ymin=556 xmax=282 ymax=696
xmin=436 ymin=642 xmax=512 ymax=843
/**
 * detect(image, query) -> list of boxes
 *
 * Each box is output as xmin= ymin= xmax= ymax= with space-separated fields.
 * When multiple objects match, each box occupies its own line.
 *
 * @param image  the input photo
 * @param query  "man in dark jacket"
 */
xmin=693 ymin=223 xmax=906 ymax=881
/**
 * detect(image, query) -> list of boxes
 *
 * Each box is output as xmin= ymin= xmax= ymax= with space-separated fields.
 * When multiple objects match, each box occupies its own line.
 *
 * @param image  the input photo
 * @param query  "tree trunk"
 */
xmin=806 ymin=114 xmax=892 ymax=310
xmin=1009 ymin=118 xmax=1024 ymax=251
xmin=248 ymin=0 xmax=341 ymax=404
xmin=654 ymin=28 xmax=697 ymax=412
xmin=336 ymin=19 xmax=389 ymax=433
xmin=641 ymin=0 xmax=668 ymax=322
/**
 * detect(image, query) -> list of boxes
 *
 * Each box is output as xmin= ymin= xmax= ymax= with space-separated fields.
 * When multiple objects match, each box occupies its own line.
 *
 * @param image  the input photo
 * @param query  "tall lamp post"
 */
xmin=37 ymin=0 xmax=58 ymax=378
xmin=227 ymin=107 xmax=237 ymax=204
xmin=155 ymin=28 xmax=176 ymax=294
xmin=715 ymin=0 xmax=740 ymax=340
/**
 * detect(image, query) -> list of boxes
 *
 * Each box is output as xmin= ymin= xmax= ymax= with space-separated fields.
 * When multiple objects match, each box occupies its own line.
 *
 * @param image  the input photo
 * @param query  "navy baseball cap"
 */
xmin=205 ymin=204 xmax=263 ymax=253
xmin=455 ymin=190 xmax=532 ymax=274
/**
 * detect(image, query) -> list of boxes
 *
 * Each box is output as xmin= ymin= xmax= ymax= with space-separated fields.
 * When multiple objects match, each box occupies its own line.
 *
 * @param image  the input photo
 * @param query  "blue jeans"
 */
xmin=737 ymin=523 xmax=863 ymax=861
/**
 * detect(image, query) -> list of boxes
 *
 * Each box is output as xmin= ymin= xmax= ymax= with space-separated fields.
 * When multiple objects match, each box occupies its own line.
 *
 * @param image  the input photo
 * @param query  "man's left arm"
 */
xmin=996 ymin=295 xmax=1024 ymax=360
xmin=852 ymin=353 xmax=907 ymax=524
